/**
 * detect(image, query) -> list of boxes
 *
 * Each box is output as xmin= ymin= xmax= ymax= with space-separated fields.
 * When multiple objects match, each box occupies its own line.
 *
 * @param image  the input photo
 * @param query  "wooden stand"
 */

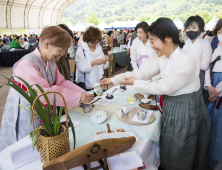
xmin=82 ymin=150 xmax=108 ymax=170
xmin=43 ymin=137 xmax=136 ymax=170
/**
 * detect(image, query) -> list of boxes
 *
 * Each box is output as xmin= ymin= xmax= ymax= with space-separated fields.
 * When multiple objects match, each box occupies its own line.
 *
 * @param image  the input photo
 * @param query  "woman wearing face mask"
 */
xmin=204 ymin=19 xmax=222 ymax=170
xmin=0 ymin=26 xmax=94 ymax=152
xmin=183 ymin=16 xmax=212 ymax=91
xmin=130 ymin=22 xmax=156 ymax=70
xmin=75 ymin=26 xmax=109 ymax=91
xmin=101 ymin=18 xmax=210 ymax=170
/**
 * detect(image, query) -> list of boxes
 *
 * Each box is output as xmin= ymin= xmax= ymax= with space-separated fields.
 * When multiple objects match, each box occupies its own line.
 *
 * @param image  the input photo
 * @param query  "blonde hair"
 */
xmin=39 ymin=26 xmax=72 ymax=49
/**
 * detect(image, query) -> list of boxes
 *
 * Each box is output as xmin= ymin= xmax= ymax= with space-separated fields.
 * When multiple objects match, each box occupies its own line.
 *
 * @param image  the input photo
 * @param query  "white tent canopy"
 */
xmin=104 ymin=19 xmax=139 ymax=30
xmin=83 ymin=23 xmax=95 ymax=31
xmin=205 ymin=15 xmax=219 ymax=31
xmin=72 ymin=22 xmax=85 ymax=32
xmin=0 ymin=0 xmax=78 ymax=30
xmin=97 ymin=20 xmax=108 ymax=30
xmin=173 ymin=16 xmax=184 ymax=29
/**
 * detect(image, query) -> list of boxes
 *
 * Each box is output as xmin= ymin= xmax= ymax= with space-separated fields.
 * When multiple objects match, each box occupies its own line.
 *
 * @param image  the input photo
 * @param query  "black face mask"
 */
xmin=186 ymin=31 xmax=199 ymax=40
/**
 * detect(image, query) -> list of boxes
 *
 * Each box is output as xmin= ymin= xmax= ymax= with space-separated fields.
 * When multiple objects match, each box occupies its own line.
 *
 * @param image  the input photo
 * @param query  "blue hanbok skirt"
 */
xmin=206 ymin=72 xmax=222 ymax=169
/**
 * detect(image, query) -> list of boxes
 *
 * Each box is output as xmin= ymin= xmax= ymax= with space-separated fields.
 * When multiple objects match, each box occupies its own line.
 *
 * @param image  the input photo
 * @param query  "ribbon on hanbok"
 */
xmin=138 ymin=55 xmax=148 ymax=68
xmin=216 ymin=97 xmax=222 ymax=109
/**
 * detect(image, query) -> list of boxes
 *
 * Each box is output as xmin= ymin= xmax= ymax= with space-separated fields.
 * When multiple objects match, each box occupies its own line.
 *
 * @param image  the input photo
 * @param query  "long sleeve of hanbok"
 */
xmin=204 ymin=69 xmax=211 ymax=88
xmin=200 ymin=44 xmax=212 ymax=71
xmin=130 ymin=40 xmax=139 ymax=70
xmin=14 ymin=59 xmax=85 ymax=107
xmin=111 ymin=57 xmax=160 ymax=85
xmin=133 ymin=58 xmax=199 ymax=95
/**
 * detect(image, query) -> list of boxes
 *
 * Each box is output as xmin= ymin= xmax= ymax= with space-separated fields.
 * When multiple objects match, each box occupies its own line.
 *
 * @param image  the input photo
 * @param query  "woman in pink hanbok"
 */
xmin=0 ymin=26 xmax=94 ymax=151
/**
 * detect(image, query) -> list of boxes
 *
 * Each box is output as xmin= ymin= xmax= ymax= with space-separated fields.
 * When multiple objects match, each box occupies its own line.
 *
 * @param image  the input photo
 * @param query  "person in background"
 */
xmin=20 ymin=35 xmax=24 ymax=43
xmin=56 ymin=24 xmax=73 ymax=81
xmin=6 ymin=36 xmax=10 ymax=44
xmin=101 ymin=17 xmax=210 ymax=170
xmin=205 ymin=18 xmax=222 ymax=170
xmin=117 ymin=30 xmax=125 ymax=46
xmin=126 ymin=30 xmax=134 ymax=44
xmin=183 ymin=15 xmax=212 ymax=91
xmin=113 ymin=29 xmax=118 ymax=47
xmin=78 ymin=32 xmax=84 ymax=47
xmin=130 ymin=21 xmax=156 ymax=70
xmin=124 ymin=31 xmax=127 ymax=44
xmin=20 ymin=38 xmax=29 ymax=50
xmin=3 ymin=35 xmax=7 ymax=41
xmin=9 ymin=35 xmax=13 ymax=42
xmin=104 ymin=30 xmax=113 ymax=47
xmin=126 ymin=29 xmax=138 ymax=71
xmin=35 ymin=35 xmax=39 ymax=41
xmin=30 ymin=38 xmax=39 ymax=52
xmin=75 ymin=26 xmax=109 ymax=91
xmin=28 ymin=34 xmax=35 ymax=46
xmin=1 ymin=40 xmax=10 ymax=50
xmin=9 ymin=36 xmax=20 ymax=49
xmin=24 ymin=34 xmax=29 ymax=42
xmin=33 ymin=34 xmax=36 ymax=42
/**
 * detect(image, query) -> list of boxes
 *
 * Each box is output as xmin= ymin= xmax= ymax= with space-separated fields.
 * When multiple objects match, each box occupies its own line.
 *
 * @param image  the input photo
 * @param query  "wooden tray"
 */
xmin=117 ymin=107 xmax=155 ymax=125
xmin=134 ymin=93 xmax=155 ymax=100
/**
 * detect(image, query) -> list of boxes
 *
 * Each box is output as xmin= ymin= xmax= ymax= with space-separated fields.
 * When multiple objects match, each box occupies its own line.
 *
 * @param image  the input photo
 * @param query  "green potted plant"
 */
xmin=0 ymin=76 xmax=76 ymax=163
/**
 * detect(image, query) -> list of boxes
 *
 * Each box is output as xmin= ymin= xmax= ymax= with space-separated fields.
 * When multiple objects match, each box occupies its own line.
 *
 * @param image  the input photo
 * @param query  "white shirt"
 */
xmin=130 ymin=37 xmax=156 ymax=70
xmin=183 ymin=36 xmax=212 ymax=71
xmin=21 ymin=41 xmax=29 ymax=49
xmin=204 ymin=45 xmax=222 ymax=97
xmin=76 ymin=41 xmax=109 ymax=89
xmin=111 ymin=47 xmax=200 ymax=96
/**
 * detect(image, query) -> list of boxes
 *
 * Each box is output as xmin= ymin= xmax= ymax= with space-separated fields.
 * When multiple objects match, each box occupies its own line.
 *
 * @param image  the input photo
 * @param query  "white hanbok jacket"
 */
xmin=130 ymin=37 xmax=156 ymax=70
xmin=183 ymin=36 xmax=212 ymax=71
xmin=111 ymin=47 xmax=200 ymax=96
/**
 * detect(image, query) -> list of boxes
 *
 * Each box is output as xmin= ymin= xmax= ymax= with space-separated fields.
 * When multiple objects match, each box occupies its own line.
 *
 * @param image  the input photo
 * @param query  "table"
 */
xmin=112 ymin=50 xmax=130 ymax=67
xmin=0 ymin=49 xmax=30 ymax=67
xmin=0 ymin=86 xmax=161 ymax=170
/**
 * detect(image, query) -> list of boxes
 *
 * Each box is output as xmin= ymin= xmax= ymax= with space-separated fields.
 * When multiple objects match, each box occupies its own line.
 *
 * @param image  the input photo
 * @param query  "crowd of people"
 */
xmin=0 ymin=34 xmax=39 ymax=50
xmin=0 ymin=15 xmax=222 ymax=170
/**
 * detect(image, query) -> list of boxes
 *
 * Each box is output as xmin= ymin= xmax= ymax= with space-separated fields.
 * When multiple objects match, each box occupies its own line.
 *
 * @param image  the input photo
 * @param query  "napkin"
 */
xmin=131 ymin=110 xmax=153 ymax=123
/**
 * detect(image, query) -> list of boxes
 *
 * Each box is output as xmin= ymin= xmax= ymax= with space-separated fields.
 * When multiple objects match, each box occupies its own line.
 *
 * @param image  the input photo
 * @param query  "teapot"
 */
xmin=121 ymin=105 xmax=130 ymax=115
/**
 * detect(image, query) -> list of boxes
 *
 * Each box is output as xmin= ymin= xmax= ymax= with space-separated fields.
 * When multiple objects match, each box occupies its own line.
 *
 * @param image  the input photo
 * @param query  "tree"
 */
xmin=85 ymin=12 xmax=100 ymax=26
xmin=137 ymin=15 xmax=150 ymax=21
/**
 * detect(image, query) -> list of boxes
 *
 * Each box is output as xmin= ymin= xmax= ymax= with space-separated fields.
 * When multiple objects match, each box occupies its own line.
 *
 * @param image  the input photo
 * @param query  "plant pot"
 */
xmin=37 ymin=124 xmax=70 ymax=163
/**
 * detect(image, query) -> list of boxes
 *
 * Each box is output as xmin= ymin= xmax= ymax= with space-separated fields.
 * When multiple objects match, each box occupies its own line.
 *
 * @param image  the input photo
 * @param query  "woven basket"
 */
xmin=31 ymin=91 xmax=70 ymax=163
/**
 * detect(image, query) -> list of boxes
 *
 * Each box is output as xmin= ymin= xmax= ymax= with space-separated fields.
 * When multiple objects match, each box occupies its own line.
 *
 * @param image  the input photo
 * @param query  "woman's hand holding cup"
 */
xmin=100 ymin=78 xmax=113 ymax=89
xmin=80 ymin=93 xmax=94 ymax=103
